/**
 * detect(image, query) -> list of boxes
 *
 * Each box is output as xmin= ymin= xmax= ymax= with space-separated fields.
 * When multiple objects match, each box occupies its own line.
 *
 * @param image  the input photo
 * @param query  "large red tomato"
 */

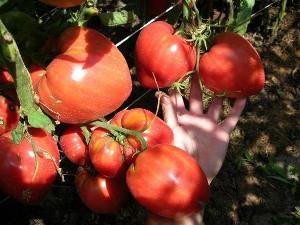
xmin=59 ymin=125 xmax=88 ymax=166
xmin=126 ymin=144 xmax=210 ymax=218
xmin=0 ymin=96 xmax=19 ymax=135
xmin=199 ymin=32 xmax=265 ymax=98
xmin=75 ymin=167 xmax=128 ymax=213
xmin=40 ymin=0 xmax=85 ymax=8
xmin=0 ymin=128 xmax=60 ymax=204
xmin=135 ymin=21 xmax=196 ymax=88
xmin=36 ymin=27 xmax=132 ymax=124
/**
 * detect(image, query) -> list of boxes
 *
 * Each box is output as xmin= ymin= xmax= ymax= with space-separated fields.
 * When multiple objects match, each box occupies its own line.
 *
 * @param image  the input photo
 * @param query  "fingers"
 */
xmin=207 ymin=97 xmax=223 ymax=122
xmin=169 ymin=89 xmax=186 ymax=115
xmin=189 ymin=74 xmax=203 ymax=115
xmin=155 ymin=91 xmax=178 ymax=128
xmin=220 ymin=98 xmax=247 ymax=133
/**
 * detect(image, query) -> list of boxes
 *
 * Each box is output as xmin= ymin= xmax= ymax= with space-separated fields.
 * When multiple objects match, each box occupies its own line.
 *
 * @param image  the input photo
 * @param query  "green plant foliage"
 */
xmin=0 ymin=0 xmax=8 ymax=7
xmin=229 ymin=0 xmax=255 ymax=35
xmin=99 ymin=10 xmax=138 ymax=26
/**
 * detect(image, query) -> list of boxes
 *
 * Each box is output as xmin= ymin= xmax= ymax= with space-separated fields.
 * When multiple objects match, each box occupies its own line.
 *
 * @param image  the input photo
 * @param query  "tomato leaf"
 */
xmin=0 ymin=19 xmax=55 ymax=132
xmin=99 ymin=10 xmax=138 ymax=27
xmin=11 ymin=121 xmax=26 ymax=144
xmin=0 ymin=0 xmax=8 ymax=7
xmin=233 ymin=0 xmax=255 ymax=35
xmin=28 ymin=109 xmax=55 ymax=132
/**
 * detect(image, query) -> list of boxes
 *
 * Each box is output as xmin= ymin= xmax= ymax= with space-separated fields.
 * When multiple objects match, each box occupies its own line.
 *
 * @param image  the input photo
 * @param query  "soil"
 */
xmin=1 ymin=3 xmax=299 ymax=225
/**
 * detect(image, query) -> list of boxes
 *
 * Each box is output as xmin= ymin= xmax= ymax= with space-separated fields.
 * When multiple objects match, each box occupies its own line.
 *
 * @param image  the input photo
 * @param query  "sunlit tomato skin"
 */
xmin=75 ymin=167 xmax=128 ymax=213
xmin=59 ymin=125 xmax=88 ymax=166
xmin=58 ymin=26 xmax=109 ymax=54
xmin=0 ymin=96 xmax=19 ymax=135
xmin=135 ymin=21 xmax=196 ymax=89
xmin=89 ymin=128 xmax=125 ymax=177
xmin=0 ymin=128 xmax=60 ymax=204
xmin=126 ymin=144 xmax=210 ymax=218
xmin=40 ymin=0 xmax=85 ymax=8
xmin=37 ymin=27 xmax=132 ymax=124
xmin=199 ymin=32 xmax=265 ymax=98
xmin=111 ymin=108 xmax=174 ymax=150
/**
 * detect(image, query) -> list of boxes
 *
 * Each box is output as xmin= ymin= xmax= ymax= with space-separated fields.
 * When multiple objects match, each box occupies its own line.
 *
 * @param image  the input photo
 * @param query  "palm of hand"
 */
xmin=158 ymin=76 xmax=246 ymax=184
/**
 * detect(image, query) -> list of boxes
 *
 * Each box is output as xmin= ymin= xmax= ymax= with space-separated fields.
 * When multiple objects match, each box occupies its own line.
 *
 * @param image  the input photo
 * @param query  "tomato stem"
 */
xmin=90 ymin=121 xmax=147 ymax=151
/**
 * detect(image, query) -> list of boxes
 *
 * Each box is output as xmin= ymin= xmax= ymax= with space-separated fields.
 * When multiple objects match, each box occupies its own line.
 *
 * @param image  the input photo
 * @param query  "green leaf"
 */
xmin=0 ymin=19 xmax=55 ymax=132
xmin=0 ymin=0 xmax=8 ymax=7
xmin=233 ymin=0 xmax=255 ymax=35
xmin=28 ymin=109 xmax=55 ymax=133
xmin=99 ymin=10 xmax=138 ymax=27
xmin=12 ymin=121 xmax=26 ymax=144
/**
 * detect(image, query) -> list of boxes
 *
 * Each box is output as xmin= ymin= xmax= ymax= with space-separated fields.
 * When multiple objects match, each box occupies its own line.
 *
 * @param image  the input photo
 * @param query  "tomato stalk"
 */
xmin=90 ymin=121 xmax=147 ymax=151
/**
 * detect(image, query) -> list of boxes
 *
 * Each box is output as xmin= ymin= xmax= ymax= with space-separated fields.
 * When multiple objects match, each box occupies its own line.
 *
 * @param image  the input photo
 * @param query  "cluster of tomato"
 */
xmin=0 ymin=0 xmax=265 ymax=220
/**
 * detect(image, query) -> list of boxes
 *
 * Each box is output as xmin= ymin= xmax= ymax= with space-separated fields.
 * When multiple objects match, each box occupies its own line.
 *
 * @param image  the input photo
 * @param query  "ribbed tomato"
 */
xmin=0 ymin=128 xmax=60 ymax=204
xmin=59 ymin=125 xmax=88 ymax=166
xmin=40 ymin=0 xmax=85 ymax=8
xmin=89 ymin=128 xmax=127 ymax=178
xmin=135 ymin=21 xmax=196 ymax=88
xmin=36 ymin=27 xmax=132 ymax=124
xmin=127 ymin=144 xmax=210 ymax=218
xmin=199 ymin=32 xmax=265 ymax=98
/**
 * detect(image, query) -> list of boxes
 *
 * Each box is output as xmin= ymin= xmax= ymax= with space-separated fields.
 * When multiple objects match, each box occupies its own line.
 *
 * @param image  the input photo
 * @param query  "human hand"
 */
xmin=145 ymin=75 xmax=246 ymax=225
xmin=157 ymin=75 xmax=246 ymax=184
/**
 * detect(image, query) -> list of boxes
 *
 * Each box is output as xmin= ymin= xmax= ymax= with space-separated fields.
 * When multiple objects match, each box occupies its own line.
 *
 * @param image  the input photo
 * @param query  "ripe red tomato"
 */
xmin=75 ymin=167 xmax=128 ymax=213
xmin=36 ymin=27 xmax=132 ymax=124
xmin=126 ymin=144 xmax=210 ymax=218
xmin=111 ymin=108 xmax=174 ymax=150
xmin=0 ymin=128 xmax=60 ymax=204
xmin=89 ymin=128 xmax=126 ymax=177
xmin=59 ymin=125 xmax=88 ymax=166
xmin=0 ymin=95 xmax=19 ymax=135
xmin=135 ymin=21 xmax=196 ymax=88
xmin=39 ymin=0 xmax=85 ymax=8
xmin=199 ymin=32 xmax=265 ymax=98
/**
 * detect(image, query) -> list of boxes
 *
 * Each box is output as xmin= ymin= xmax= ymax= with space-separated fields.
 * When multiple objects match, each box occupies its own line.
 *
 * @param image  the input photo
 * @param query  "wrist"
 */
xmin=145 ymin=209 xmax=205 ymax=225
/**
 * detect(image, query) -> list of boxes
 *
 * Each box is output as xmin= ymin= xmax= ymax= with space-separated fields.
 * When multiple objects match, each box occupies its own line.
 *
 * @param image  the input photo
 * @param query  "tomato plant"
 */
xmin=199 ymin=32 xmax=265 ymax=98
xmin=59 ymin=125 xmax=88 ymax=166
xmin=39 ymin=0 xmax=86 ymax=8
xmin=135 ymin=21 xmax=196 ymax=89
xmin=126 ymin=144 xmax=210 ymax=218
xmin=0 ymin=128 xmax=60 ymax=204
xmin=0 ymin=96 xmax=19 ymax=135
xmin=36 ymin=27 xmax=132 ymax=124
xmin=75 ymin=167 xmax=128 ymax=213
